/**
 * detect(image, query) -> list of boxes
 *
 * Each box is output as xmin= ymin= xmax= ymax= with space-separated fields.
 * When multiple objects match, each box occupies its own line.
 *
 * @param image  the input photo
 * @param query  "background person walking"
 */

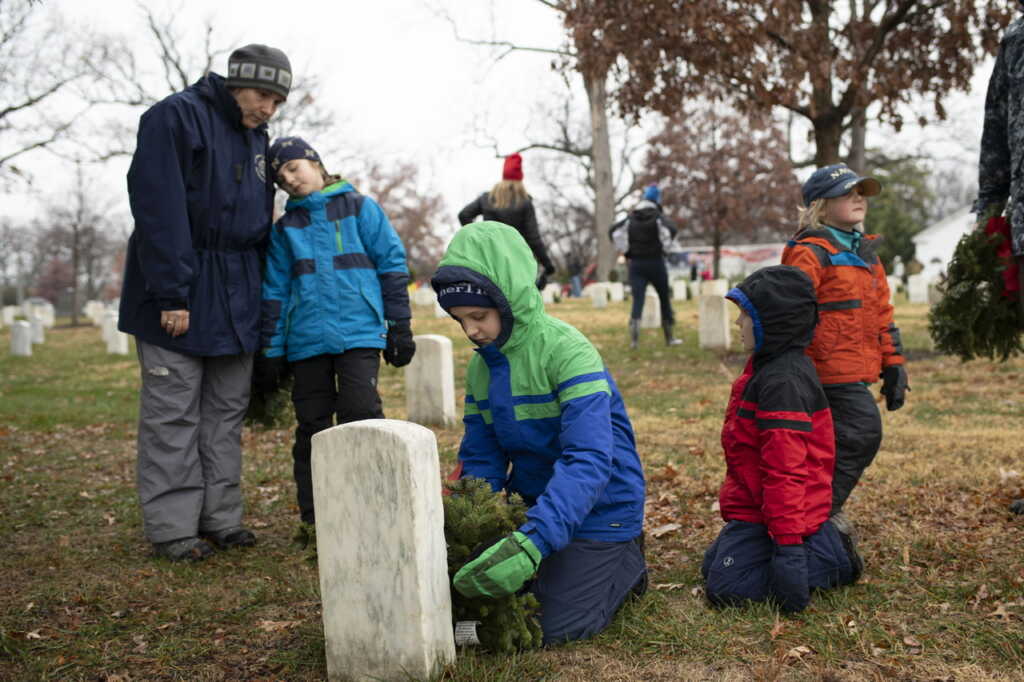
xmin=458 ymin=153 xmax=556 ymax=290
xmin=609 ymin=184 xmax=682 ymax=348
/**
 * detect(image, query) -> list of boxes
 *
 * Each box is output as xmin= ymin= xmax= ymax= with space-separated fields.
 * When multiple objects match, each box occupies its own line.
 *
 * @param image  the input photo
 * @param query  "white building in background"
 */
xmin=912 ymin=206 xmax=974 ymax=282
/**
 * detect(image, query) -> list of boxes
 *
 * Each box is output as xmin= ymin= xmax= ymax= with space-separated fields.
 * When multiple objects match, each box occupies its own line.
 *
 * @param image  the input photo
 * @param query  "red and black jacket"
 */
xmin=719 ymin=266 xmax=836 ymax=545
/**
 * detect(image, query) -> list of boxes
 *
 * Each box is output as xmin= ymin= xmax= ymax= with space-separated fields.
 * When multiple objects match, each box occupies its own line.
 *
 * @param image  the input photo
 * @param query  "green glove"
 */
xmin=453 ymin=531 xmax=542 ymax=600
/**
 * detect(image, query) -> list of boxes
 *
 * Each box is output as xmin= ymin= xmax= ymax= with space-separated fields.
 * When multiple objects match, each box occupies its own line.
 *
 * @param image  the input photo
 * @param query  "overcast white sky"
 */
xmin=0 ymin=0 xmax=999 ymax=230
xmin=3 ymin=0 xmax=571 ymax=225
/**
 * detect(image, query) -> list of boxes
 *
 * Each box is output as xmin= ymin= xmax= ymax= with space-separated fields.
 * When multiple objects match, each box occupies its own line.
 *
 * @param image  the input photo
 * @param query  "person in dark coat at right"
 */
xmin=609 ymin=184 xmax=683 ymax=348
xmin=701 ymin=265 xmax=862 ymax=614
xmin=458 ymin=153 xmax=556 ymax=290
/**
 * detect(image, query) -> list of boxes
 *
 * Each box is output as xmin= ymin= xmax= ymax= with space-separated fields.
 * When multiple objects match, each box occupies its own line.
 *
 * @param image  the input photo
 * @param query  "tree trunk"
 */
xmin=813 ymin=117 xmax=843 ymax=167
xmin=584 ymin=71 xmax=615 ymax=281
xmin=70 ymin=228 xmax=79 ymax=327
xmin=847 ymin=108 xmax=866 ymax=173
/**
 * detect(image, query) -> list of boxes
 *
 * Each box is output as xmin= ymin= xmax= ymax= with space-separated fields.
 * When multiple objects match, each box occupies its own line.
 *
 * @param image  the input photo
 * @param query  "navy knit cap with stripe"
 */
xmin=436 ymin=282 xmax=496 ymax=311
xmin=269 ymin=136 xmax=322 ymax=176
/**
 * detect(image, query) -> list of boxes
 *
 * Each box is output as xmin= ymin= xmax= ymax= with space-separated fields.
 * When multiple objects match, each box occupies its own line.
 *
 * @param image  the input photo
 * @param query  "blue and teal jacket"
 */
xmin=260 ymin=181 xmax=410 ymax=361
xmin=431 ymin=222 xmax=645 ymax=557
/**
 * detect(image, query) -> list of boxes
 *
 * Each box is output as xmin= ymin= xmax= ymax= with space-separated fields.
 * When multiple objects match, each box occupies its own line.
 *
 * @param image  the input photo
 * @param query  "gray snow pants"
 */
xmin=134 ymin=340 xmax=253 ymax=543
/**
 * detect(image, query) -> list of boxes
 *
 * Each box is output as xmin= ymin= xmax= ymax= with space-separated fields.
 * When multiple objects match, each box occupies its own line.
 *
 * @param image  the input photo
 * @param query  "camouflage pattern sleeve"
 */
xmin=976 ymin=23 xmax=1013 ymax=216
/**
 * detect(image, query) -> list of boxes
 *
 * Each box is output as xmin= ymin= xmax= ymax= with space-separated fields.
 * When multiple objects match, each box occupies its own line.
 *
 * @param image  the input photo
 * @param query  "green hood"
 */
xmin=431 ymin=221 xmax=544 ymax=349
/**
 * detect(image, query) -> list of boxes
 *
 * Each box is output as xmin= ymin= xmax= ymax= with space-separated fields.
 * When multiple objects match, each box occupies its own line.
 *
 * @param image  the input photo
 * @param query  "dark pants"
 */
xmin=530 ymin=537 xmax=647 ymax=646
xmin=291 ymin=349 xmax=384 ymax=523
xmin=701 ymin=520 xmax=857 ymax=608
xmin=628 ymin=257 xmax=674 ymax=325
xmin=824 ymin=383 xmax=883 ymax=514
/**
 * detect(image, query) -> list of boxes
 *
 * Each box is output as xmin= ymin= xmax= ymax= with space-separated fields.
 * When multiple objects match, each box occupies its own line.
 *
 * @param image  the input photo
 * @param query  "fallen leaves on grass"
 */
xmin=652 ymin=583 xmax=686 ymax=591
xmin=902 ymin=635 xmax=922 ymax=655
xmin=785 ymin=645 xmax=814 ymax=662
xmin=258 ymin=620 xmax=301 ymax=633
xmin=649 ymin=522 xmax=681 ymax=538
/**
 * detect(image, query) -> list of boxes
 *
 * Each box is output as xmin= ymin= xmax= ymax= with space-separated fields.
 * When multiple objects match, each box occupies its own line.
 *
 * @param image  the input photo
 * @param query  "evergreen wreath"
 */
xmin=929 ymin=216 xmax=1022 ymax=362
xmin=443 ymin=477 xmax=543 ymax=653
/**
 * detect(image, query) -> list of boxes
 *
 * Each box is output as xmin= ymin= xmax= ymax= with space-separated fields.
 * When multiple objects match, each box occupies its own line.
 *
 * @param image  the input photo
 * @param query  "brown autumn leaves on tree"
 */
xmin=559 ymin=1 xmax=1012 ymax=168
xmin=644 ymin=107 xmax=799 ymax=276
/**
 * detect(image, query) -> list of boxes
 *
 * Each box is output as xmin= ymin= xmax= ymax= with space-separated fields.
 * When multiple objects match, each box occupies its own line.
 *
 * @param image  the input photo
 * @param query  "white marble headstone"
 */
xmin=107 ymin=329 xmax=130 ymax=355
xmin=1 ymin=306 xmax=15 ymax=326
xmin=701 ymin=279 xmax=729 ymax=297
xmin=29 ymin=316 xmax=44 ymax=344
xmin=672 ymin=280 xmax=688 ymax=301
xmin=102 ymin=311 xmax=118 ymax=345
xmin=311 ymin=419 xmax=455 ymax=681
xmin=607 ymin=282 xmax=625 ymax=302
xmin=699 ymin=295 xmax=731 ymax=350
xmin=906 ymin=274 xmax=929 ymax=304
xmin=688 ymin=281 xmax=700 ymax=301
xmin=405 ymin=335 xmax=457 ymax=427
xmin=590 ymin=284 xmax=608 ymax=309
xmin=640 ymin=289 xmax=661 ymax=328
xmin=886 ymin=276 xmax=900 ymax=305
xmin=11 ymin=321 xmax=31 ymax=356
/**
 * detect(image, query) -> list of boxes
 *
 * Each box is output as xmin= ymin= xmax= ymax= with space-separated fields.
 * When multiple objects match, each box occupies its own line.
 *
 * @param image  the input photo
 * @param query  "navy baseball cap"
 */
xmin=801 ymin=163 xmax=881 ymax=206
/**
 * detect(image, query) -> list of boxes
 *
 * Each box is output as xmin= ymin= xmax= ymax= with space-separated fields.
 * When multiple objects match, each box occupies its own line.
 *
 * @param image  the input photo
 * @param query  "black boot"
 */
xmin=629 ymin=318 xmax=640 ymax=349
xmin=662 ymin=322 xmax=683 ymax=346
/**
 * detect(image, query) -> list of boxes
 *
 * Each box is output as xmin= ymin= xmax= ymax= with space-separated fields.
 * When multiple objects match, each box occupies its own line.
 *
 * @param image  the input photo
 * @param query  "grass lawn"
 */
xmin=1 ymin=297 xmax=1022 ymax=681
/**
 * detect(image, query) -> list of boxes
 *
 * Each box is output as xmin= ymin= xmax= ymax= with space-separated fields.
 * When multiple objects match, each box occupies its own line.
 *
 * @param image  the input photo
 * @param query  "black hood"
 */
xmin=726 ymin=265 xmax=818 ymax=365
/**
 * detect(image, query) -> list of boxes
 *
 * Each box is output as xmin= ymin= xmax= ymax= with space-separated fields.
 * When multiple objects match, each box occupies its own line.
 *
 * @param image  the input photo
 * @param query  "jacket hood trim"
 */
xmin=725 ymin=287 xmax=763 ymax=352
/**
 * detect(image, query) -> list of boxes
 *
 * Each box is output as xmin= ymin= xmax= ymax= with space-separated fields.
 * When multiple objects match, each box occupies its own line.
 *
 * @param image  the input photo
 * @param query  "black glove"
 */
xmin=384 ymin=319 xmax=416 ymax=367
xmin=769 ymin=543 xmax=810 ymax=614
xmin=535 ymin=272 xmax=548 ymax=291
xmin=880 ymin=364 xmax=910 ymax=411
xmin=254 ymin=354 xmax=287 ymax=395
xmin=543 ymin=262 xmax=556 ymax=277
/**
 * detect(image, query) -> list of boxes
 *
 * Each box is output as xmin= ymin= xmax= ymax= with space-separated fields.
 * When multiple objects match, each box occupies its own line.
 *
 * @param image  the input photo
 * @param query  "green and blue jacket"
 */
xmin=431 ymin=222 xmax=645 ymax=557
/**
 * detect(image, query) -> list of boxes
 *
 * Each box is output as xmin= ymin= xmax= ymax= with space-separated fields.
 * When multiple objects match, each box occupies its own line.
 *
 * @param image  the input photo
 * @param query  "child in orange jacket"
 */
xmin=781 ymin=163 xmax=909 ymax=525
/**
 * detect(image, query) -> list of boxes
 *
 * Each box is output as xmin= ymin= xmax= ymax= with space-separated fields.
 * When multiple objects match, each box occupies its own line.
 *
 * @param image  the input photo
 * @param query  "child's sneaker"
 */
xmin=153 ymin=537 xmax=214 ymax=562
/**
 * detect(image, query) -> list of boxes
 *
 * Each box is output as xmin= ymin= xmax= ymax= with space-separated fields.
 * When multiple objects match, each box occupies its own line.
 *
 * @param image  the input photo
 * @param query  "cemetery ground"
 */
xmin=1 ymin=298 xmax=1022 ymax=682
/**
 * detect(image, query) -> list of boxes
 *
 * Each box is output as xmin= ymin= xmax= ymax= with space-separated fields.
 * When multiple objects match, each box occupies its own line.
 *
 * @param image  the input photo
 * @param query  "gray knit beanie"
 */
xmin=225 ymin=44 xmax=292 ymax=100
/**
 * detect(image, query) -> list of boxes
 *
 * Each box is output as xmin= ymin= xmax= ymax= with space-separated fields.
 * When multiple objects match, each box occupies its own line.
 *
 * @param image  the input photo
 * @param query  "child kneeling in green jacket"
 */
xmin=432 ymin=221 xmax=647 ymax=645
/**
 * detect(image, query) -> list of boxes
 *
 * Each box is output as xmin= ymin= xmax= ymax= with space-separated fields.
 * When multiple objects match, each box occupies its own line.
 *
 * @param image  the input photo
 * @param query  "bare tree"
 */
xmin=0 ymin=0 xmax=111 ymax=183
xmin=37 ymin=163 xmax=121 ymax=322
xmin=81 ymin=2 xmax=339 ymax=162
xmin=349 ymin=161 xmax=449 ymax=280
xmin=438 ymin=1 xmax=626 ymax=279
xmin=643 ymin=105 xmax=800 ymax=277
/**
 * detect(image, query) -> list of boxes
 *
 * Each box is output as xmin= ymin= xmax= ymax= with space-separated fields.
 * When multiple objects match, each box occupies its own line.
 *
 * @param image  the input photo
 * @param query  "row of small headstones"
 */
xmin=408 ymin=280 xmax=736 ymax=351
xmin=7 ymin=300 xmax=129 ymax=357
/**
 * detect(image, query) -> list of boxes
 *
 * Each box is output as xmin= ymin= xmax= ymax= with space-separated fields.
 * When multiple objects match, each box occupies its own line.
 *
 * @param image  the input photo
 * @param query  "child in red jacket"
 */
xmin=701 ymin=265 xmax=861 ymax=613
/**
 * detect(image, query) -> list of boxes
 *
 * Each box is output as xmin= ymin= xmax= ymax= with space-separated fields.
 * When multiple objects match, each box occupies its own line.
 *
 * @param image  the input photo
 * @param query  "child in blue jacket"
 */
xmin=258 ymin=137 xmax=415 ymax=527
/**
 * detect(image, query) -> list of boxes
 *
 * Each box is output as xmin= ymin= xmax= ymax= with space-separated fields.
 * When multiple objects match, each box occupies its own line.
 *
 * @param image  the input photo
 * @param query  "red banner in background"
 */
xmin=985 ymin=216 xmax=1020 ymax=299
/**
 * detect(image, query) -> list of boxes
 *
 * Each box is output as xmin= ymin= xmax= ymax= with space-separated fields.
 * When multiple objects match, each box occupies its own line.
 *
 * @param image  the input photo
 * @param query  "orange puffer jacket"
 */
xmin=781 ymin=228 xmax=904 ymax=384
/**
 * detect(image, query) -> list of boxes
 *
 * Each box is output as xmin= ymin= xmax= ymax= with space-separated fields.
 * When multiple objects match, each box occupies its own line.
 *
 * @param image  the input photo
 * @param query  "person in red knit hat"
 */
xmin=458 ymin=153 xmax=557 ymax=290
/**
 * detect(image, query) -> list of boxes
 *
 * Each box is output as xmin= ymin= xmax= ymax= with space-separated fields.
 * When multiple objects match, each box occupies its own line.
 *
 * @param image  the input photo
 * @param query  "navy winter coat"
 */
xmin=119 ymin=73 xmax=273 ymax=356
